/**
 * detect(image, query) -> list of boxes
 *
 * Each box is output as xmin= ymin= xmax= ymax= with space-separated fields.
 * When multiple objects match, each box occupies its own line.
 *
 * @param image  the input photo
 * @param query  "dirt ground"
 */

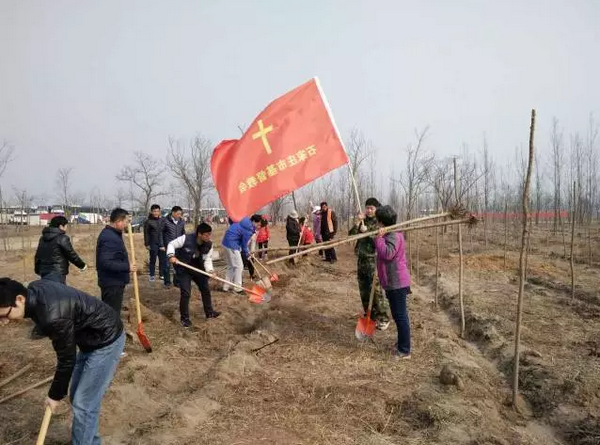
xmin=0 ymin=221 xmax=598 ymax=444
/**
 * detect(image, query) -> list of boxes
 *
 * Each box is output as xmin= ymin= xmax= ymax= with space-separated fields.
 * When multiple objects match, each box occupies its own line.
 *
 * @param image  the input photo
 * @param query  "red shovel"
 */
xmin=355 ymin=272 xmax=378 ymax=341
xmin=176 ymin=261 xmax=271 ymax=304
xmin=251 ymin=255 xmax=279 ymax=282
xmin=127 ymin=224 xmax=153 ymax=353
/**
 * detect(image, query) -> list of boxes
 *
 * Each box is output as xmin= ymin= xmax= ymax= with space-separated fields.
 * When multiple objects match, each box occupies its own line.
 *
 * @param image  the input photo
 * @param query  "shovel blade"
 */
xmin=355 ymin=317 xmax=376 ymax=340
xmin=136 ymin=323 xmax=153 ymax=353
xmin=247 ymin=285 xmax=267 ymax=304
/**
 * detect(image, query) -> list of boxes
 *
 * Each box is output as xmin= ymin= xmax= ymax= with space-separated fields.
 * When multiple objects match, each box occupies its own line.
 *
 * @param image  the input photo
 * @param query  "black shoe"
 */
xmin=30 ymin=326 xmax=46 ymax=340
xmin=206 ymin=311 xmax=221 ymax=319
xmin=181 ymin=319 xmax=192 ymax=328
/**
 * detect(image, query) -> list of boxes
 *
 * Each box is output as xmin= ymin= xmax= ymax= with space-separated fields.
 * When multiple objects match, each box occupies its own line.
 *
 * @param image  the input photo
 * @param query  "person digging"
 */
xmin=167 ymin=223 xmax=220 ymax=328
xmin=0 ymin=277 xmax=125 ymax=444
xmin=349 ymin=197 xmax=390 ymax=331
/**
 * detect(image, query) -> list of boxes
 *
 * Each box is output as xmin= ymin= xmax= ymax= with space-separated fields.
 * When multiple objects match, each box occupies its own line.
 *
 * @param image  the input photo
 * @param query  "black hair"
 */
xmin=49 ymin=216 xmax=69 ymax=228
xmin=260 ymin=218 xmax=268 ymax=227
xmin=365 ymin=197 xmax=381 ymax=208
xmin=320 ymin=202 xmax=328 ymax=207
xmin=171 ymin=206 xmax=183 ymax=213
xmin=0 ymin=278 xmax=27 ymax=308
xmin=299 ymin=217 xmax=306 ymax=225
xmin=110 ymin=208 xmax=129 ymax=223
xmin=150 ymin=204 xmax=161 ymax=211
xmin=375 ymin=205 xmax=397 ymax=227
xmin=250 ymin=214 xmax=262 ymax=223
xmin=196 ymin=223 xmax=212 ymax=235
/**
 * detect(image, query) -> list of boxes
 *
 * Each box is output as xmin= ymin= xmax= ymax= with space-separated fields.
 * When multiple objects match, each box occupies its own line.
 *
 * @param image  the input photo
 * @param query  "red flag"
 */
xmin=211 ymin=78 xmax=349 ymax=221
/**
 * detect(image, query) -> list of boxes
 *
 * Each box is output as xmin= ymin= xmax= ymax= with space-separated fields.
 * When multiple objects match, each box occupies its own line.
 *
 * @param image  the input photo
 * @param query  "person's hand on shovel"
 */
xmin=169 ymin=256 xmax=179 ymax=265
xmin=45 ymin=397 xmax=61 ymax=414
xmin=130 ymin=263 xmax=138 ymax=273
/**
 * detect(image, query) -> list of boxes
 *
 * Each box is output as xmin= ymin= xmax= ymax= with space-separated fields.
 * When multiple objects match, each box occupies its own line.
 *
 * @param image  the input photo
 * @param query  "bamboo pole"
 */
xmin=267 ymin=217 xmax=475 ymax=266
xmin=453 ymin=158 xmax=465 ymax=338
xmin=252 ymin=211 xmax=453 ymax=255
xmin=512 ymin=109 xmax=536 ymax=409
xmin=503 ymin=199 xmax=509 ymax=269
xmin=0 ymin=376 xmax=53 ymax=404
xmin=435 ymin=226 xmax=440 ymax=306
xmin=0 ymin=363 xmax=33 ymax=389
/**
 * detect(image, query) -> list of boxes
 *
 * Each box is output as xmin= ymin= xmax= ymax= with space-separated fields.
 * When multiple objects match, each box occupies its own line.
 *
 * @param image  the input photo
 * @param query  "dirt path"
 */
xmin=0 ymin=230 xmax=567 ymax=444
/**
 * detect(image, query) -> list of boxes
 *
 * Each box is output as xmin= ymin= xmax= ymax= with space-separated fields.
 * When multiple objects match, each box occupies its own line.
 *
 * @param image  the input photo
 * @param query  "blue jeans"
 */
xmin=148 ymin=245 xmax=166 ymax=278
xmin=70 ymin=333 xmax=125 ymax=445
xmin=386 ymin=287 xmax=411 ymax=354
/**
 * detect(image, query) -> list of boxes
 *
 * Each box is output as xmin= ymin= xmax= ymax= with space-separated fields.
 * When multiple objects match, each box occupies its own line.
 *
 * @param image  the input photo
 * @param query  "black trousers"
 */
xmin=321 ymin=232 xmax=337 ymax=261
xmin=257 ymin=241 xmax=268 ymax=259
xmin=177 ymin=267 xmax=213 ymax=320
xmin=242 ymin=255 xmax=255 ymax=279
xmin=101 ymin=285 xmax=125 ymax=315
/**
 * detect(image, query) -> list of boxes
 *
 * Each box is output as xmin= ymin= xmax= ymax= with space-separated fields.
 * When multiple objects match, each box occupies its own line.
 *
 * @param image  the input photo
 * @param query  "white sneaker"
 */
xmin=377 ymin=321 xmax=391 ymax=331
xmin=120 ymin=352 xmax=128 ymax=358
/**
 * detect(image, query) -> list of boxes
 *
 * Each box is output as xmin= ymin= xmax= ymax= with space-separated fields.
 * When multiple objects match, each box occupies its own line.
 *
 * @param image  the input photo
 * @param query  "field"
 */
xmin=0 ymin=221 xmax=599 ymax=445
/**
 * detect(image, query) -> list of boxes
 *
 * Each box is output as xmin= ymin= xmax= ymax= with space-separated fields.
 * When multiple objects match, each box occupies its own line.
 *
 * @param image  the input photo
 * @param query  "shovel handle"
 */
xmin=365 ymin=270 xmax=378 ymax=321
xmin=251 ymin=255 xmax=273 ymax=276
xmin=36 ymin=406 xmax=53 ymax=445
xmin=126 ymin=224 xmax=143 ymax=325
xmin=176 ymin=261 xmax=259 ymax=295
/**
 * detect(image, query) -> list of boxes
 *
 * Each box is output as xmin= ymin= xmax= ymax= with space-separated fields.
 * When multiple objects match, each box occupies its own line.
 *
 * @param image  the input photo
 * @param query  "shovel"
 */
xmin=176 ymin=261 xmax=271 ymax=304
xmin=36 ymin=406 xmax=52 ymax=445
xmin=127 ymin=224 xmax=153 ymax=353
xmin=250 ymin=258 xmax=272 ymax=290
xmin=355 ymin=272 xmax=378 ymax=341
xmin=251 ymin=255 xmax=279 ymax=282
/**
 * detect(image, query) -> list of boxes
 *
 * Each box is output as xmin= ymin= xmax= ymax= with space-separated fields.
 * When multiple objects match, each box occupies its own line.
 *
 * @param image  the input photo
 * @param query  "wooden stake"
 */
xmin=512 ymin=109 xmax=536 ymax=408
xmin=453 ymin=158 xmax=465 ymax=338
xmin=570 ymin=181 xmax=576 ymax=299
xmin=503 ymin=199 xmax=509 ymax=269
xmin=435 ymin=226 xmax=440 ymax=306
xmin=415 ymin=229 xmax=420 ymax=285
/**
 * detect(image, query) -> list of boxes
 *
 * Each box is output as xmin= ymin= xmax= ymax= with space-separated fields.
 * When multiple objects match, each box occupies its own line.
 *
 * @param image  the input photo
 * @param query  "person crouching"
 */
xmin=167 ymin=223 xmax=220 ymax=328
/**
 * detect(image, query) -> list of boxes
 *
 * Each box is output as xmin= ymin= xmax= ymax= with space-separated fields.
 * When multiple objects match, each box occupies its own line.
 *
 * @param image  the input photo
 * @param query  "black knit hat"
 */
xmin=375 ymin=205 xmax=397 ymax=227
xmin=365 ymin=197 xmax=381 ymax=208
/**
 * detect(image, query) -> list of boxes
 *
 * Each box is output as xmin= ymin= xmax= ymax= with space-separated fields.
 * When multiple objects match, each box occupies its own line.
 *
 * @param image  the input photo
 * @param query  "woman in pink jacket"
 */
xmin=375 ymin=205 xmax=412 ymax=360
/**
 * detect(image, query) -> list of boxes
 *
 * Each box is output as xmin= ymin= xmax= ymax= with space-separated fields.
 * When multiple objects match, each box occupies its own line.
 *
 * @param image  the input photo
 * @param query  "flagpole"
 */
xmin=314 ymin=77 xmax=363 ymax=215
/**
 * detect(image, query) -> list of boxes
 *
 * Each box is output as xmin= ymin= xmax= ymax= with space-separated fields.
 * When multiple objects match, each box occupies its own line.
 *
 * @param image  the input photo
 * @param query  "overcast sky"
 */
xmin=1 ymin=0 xmax=598 ymax=205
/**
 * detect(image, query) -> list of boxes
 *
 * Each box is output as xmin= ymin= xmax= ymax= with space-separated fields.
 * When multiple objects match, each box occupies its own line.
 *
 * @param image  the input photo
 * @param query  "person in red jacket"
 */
xmin=299 ymin=217 xmax=315 ymax=245
xmin=256 ymin=218 xmax=270 ymax=259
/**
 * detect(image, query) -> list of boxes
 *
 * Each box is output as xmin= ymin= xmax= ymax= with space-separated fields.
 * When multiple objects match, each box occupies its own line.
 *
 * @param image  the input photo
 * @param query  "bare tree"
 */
xmin=56 ymin=167 xmax=73 ymax=215
xmin=12 ymin=187 xmax=33 ymax=229
xmin=114 ymin=188 xmax=127 ymax=208
xmin=398 ymin=127 xmax=432 ymax=220
xmin=269 ymin=196 xmax=291 ymax=225
xmin=0 ymin=140 xmax=15 ymax=228
xmin=482 ymin=135 xmax=493 ymax=246
xmin=167 ymin=135 xmax=213 ymax=226
xmin=117 ymin=151 xmax=166 ymax=213
xmin=346 ymin=129 xmax=371 ymax=223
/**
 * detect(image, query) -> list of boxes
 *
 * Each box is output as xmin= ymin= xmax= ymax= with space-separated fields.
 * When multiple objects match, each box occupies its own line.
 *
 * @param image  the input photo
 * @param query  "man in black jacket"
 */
xmin=34 ymin=215 xmax=87 ymax=284
xmin=144 ymin=204 xmax=164 ymax=283
xmin=167 ymin=223 xmax=220 ymax=327
xmin=0 ymin=278 xmax=125 ymax=444
xmin=96 ymin=208 xmax=136 ymax=315
xmin=161 ymin=205 xmax=185 ymax=288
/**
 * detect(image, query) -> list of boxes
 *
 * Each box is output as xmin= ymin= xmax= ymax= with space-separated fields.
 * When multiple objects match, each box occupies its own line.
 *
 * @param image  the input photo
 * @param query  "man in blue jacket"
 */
xmin=221 ymin=215 xmax=262 ymax=293
xmin=96 ymin=208 xmax=136 ymax=315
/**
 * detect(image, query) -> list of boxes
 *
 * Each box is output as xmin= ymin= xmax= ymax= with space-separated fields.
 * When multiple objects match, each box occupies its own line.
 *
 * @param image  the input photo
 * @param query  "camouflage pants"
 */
xmin=357 ymin=257 xmax=389 ymax=322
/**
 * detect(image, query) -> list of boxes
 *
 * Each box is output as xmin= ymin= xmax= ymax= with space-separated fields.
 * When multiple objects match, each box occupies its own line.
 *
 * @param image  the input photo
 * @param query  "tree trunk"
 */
xmin=415 ymin=229 xmax=420 ymax=286
xmin=453 ymin=158 xmax=465 ymax=338
xmin=512 ymin=109 xmax=536 ymax=408
xmin=588 ymin=225 xmax=592 ymax=266
xmin=570 ymin=182 xmax=576 ymax=299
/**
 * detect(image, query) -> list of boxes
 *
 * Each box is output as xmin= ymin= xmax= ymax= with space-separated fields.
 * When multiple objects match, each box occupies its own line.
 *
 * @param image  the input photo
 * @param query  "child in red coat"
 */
xmin=299 ymin=217 xmax=315 ymax=245
xmin=256 ymin=218 xmax=270 ymax=259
